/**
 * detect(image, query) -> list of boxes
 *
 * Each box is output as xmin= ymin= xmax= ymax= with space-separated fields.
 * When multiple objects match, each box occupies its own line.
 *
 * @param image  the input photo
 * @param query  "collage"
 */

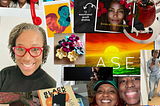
xmin=0 ymin=0 xmax=160 ymax=106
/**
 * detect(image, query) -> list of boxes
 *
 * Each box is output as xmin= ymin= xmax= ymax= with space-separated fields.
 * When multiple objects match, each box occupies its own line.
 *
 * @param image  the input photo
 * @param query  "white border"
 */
xmin=42 ymin=0 xmax=73 ymax=40
xmin=94 ymin=0 xmax=132 ymax=33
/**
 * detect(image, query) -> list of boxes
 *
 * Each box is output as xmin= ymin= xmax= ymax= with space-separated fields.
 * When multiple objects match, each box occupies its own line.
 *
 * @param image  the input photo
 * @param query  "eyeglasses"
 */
xmin=12 ymin=46 xmax=43 ymax=57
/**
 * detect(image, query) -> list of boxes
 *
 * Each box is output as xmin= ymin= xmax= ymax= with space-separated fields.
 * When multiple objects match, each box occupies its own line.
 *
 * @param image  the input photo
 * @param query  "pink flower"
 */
xmin=97 ymin=2 xmax=107 ymax=17
xmin=62 ymin=42 xmax=75 ymax=52
xmin=73 ymin=40 xmax=84 ymax=48
xmin=68 ymin=34 xmax=79 ymax=42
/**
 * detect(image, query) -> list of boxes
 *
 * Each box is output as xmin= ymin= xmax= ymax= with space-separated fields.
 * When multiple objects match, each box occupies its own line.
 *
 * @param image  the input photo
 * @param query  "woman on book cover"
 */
xmin=96 ymin=0 xmax=131 ymax=32
xmin=89 ymin=79 xmax=124 ymax=106
xmin=118 ymin=77 xmax=140 ymax=106
xmin=0 ymin=23 xmax=56 ymax=92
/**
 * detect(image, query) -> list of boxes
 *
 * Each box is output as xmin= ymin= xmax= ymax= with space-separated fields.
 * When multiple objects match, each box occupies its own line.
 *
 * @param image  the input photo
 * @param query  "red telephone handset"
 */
xmin=30 ymin=0 xmax=42 ymax=25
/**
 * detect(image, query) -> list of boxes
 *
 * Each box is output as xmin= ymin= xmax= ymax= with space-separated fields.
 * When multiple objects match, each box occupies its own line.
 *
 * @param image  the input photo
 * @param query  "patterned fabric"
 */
xmin=0 ymin=92 xmax=34 ymax=106
xmin=0 ymin=92 xmax=24 ymax=104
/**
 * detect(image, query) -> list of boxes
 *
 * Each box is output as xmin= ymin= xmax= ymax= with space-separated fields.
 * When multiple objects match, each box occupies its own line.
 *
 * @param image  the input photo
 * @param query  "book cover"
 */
xmin=74 ymin=0 xmax=97 ymax=32
xmin=37 ymin=86 xmax=79 ymax=106
xmin=95 ymin=0 xmax=132 ymax=33
xmin=43 ymin=1 xmax=72 ymax=37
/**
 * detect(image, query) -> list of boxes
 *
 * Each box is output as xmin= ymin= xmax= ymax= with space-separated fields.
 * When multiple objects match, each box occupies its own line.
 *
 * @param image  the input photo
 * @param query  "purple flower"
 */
xmin=68 ymin=34 xmax=79 ymax=42
xmin=62 ymin=42 xmax=75 ymax=52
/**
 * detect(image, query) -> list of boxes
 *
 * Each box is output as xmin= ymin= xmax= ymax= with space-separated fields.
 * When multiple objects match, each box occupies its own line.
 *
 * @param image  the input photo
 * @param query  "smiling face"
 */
xmin=153 ymin=50 xmax=159 ymax=59
xmin=0 ymin=0 xmax=10 ymax=7
xmin=96 ymin=84 xmax=118 ymax=106
xmin=59 ymin=6 xmax=69 ymax=18
xmin=107 ymin=1 xmax=124 ymax=25
xmin=118 ymin=77 xmax=140 ymax=105
xmin=15 ymin=30 xmax=43 ymax=76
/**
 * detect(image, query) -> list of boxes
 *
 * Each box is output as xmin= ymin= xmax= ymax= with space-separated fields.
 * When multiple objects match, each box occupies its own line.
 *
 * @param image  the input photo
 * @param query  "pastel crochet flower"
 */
xmin=56 ymin=47 xmax=67 ymax=59
xmin=62 ymin=41 xmax=75 ymax=52
xmin=73 ymin=40 xmax=84 ymax=48
xmin=68 ymin=34 xmax=80 ymax=42
xmin=68 ymin=50 xmax=78 ymax=62
xmin=56 ymin=39 xmax=66 ymax=49
xmin=97 ymin=2 xmax=107 ymax=17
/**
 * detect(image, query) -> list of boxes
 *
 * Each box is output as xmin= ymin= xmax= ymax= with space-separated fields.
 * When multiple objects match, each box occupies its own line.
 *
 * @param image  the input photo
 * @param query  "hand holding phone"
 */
xmin=152 ymin=58 xmax=155 ymax=65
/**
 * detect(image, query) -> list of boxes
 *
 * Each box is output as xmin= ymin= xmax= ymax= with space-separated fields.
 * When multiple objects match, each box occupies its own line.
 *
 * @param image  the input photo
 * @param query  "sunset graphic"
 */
xmin=77 ymin=33 xmax=154 ymax=75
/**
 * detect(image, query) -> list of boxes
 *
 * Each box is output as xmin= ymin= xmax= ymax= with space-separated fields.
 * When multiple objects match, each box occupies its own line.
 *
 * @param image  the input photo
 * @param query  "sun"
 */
xmin=104 ymin=46 xmax=119 ymax=54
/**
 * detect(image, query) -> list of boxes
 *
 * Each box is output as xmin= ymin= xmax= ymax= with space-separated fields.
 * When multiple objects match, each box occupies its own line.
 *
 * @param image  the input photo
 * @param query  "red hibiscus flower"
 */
xmin=120 ymin=0 xmax=126 ymax=5
xmin=125 ymin=2 xmax=134 ymax=9
xmin=97 ymin=2 xmax=107 ymax=17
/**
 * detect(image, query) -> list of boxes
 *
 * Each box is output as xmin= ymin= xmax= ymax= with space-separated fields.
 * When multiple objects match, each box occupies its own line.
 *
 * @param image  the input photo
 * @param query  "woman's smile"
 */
xmin=15 ymin=30 xmax=43 ymax=76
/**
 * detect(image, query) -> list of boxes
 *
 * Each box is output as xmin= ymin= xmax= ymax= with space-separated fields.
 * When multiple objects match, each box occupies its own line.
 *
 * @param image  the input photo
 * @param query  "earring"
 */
xmin=15 ymin=63 xmax=17 ymax=68
xmin=40 ymin=64 xmax=43 ymax=68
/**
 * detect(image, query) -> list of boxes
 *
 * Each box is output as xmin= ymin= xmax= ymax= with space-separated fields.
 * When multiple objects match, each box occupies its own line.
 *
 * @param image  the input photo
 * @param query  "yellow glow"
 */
xmin=104 ymin=46 xmax=119 ymax=54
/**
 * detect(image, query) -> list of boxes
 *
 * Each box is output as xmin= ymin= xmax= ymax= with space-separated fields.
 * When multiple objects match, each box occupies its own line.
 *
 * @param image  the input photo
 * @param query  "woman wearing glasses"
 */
xmin=0 ymin=23 xmax=56 ymax=92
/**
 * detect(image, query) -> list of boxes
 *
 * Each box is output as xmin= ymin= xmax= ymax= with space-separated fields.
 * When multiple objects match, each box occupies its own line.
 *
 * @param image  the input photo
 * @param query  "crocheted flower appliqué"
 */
xmin=68 ymin=50 xmax=78 ymax=62
xmin=73 ymin=40 xmax=84 ymax=48
xmin=75 ymin=47 xmax=84 ymax=54
xmin=62 ymin=42 xmax=75 ymax=52
xmin=55 ymin=34 xmax=85 ymax=62
xmin=56 ymin=47 xmax=67 ymax=59
xmin=56 ymin=39 xmax=66 ymax=49
xmin=68 ymin=34 xmax=80 ymax=42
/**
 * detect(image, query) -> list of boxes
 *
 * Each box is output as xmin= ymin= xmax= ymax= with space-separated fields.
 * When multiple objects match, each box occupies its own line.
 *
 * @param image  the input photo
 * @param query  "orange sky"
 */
xmin=86 ymin=33 xmax=154 ymax=55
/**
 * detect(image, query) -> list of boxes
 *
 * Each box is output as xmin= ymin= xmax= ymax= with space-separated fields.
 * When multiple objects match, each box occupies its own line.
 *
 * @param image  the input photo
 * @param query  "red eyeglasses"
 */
xmin=12 ymin=46 xmax=43 ymax=57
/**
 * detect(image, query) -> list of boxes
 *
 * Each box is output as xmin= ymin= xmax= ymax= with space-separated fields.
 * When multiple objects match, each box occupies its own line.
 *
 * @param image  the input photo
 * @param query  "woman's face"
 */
xmin=46 ymin=17 xmax=57 ymax=32
xmin=59 ymin=6 xmax=69 ymax=18
xmin=15 ymin=30 xmax=43 ymax=76
xmin=118 ymin=77 xmax=140 ymax=105
xmin=153 ymin=50 xmax=159 ymax=58
xmin=18 ymin=0 xmax=26 ymax=4
xmin=107 ymin=1 xmax=124 ymax=25
xmin=96 ymin=84 xmax=118 ymax=106
xmin=0 ymin=0 xmax=10 ymax=7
